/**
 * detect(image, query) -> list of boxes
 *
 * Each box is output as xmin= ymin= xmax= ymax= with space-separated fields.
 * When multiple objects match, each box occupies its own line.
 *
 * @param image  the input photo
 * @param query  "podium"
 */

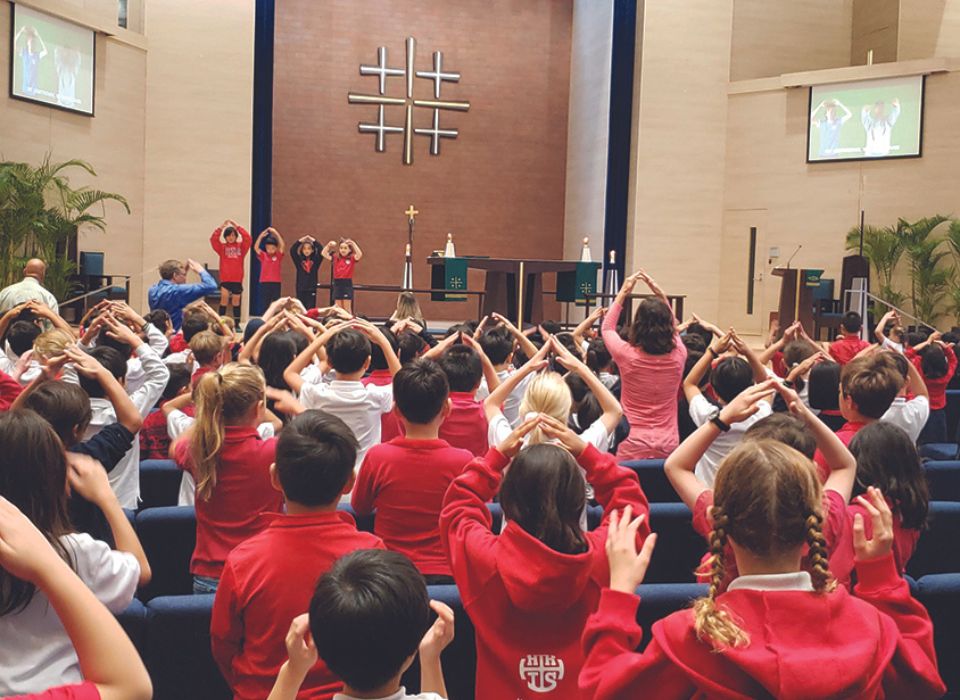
xmin=428 ymin=257 xmax=600 ymax=325
xmin=772 ymin=267 xmax=823 ymax=331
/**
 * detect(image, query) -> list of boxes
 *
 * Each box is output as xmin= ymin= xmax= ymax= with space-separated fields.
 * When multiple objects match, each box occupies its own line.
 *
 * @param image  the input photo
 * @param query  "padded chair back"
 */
xmin=139 ymin=459 xmax=183 ymax=510
xmin=618 ymin=459 xmax=678 ymax=502
xmin=924 ymin=461 xmax=960 ymax=501
xmin=634 ymin=582 xmax=707 ymax=650
xmin=645 ymin=503 xmax=702 ymax=584
xmin=144 ymin=595 xmax=230 ymax=700
xmin=906 ymin=502 xmax=960 ymax=578
xmin=917 ymin=573 xmax=960 ymax=695
xmin=136 ymin=506 xmax=196 ymax=600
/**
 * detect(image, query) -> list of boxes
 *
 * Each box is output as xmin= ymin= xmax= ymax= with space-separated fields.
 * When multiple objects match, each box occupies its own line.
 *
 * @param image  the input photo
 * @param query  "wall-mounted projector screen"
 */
xmin=807 ymin=75 xmax=924 ymax=163
xmin=9 ymin=3 xmax=95 ymax=115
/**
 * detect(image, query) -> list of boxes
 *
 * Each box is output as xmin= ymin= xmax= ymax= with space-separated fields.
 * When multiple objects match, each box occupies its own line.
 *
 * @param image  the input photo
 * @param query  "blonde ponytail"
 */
xmin=519 ymin=372 xmax=573 ymax=445
xmin=190 ymin=363 xmax=265 ymax=501
xmin=692 ymin=508 xmax=750 ymax=650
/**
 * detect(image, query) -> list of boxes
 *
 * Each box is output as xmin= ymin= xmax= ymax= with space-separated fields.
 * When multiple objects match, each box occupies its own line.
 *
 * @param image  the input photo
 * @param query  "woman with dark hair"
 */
xmin=601 ymin=270 xmax=686 ymax=459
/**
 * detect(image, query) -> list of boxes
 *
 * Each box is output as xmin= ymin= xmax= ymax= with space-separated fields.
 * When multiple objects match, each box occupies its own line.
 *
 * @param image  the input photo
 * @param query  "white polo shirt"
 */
xmin=689 ymin=393 xmax=772 ymax=488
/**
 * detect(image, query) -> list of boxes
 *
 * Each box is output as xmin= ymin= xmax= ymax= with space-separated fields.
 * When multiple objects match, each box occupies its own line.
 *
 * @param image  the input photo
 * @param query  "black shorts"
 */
xmin=332 ymin=278 xmax=354 ymax=300
xmin=220 ymin=281 xmax=243 ymax=294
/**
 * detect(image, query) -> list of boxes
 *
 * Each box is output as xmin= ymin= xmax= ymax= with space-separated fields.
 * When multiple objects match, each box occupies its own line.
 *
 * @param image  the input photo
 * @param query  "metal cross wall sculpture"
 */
xmin=348 ymin=37 xmax=471 ymax=165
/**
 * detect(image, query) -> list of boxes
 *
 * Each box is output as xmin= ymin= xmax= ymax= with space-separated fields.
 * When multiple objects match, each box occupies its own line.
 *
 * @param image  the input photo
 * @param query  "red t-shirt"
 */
xmin=907 ymin=345 xmax=957 ymax=410
xmin=352 ymin=436 xmax=473 ymax=576
xmin=439 ymin=392 xmax=489 ymax=457
xmin=210 ymin=227 xmax=251 ymax=283
xmin=0 ymin=368 xmax=24 ymax=411
xmin=813 ymin=420 xmax=866 ymax=482
xmin=168 ymin=332 xmax=187 ymax=353
xmin=361 ymin=370 xmax=403 ymax=442
xmin=333 ymin=253 xmax=355 ymax=280
xmin=174 ymin=426 xmax=282 ymax=578
xmin=257 ymin=250 xmax=283 ymax=283
xmin=828 ymin=335 xmax=871 ymax=365
xmin=9 ymin=683 xmax=101 ymax=700
xmin=211 ymin=511 xmax=384 ymax=700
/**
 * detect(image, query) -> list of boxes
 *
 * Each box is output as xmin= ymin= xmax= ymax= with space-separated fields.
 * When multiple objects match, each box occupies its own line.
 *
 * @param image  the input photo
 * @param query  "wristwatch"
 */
xmin=708 ymin=408 xmax=731 ymax=432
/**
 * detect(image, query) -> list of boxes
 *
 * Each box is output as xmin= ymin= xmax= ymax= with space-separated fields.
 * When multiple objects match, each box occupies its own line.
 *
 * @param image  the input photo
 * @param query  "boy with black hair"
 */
xmin=211 ymin=409 xmax=385 ymax=700
xmin=2 ymin=319 xmax=42 ymax=384
xmin=353 ymin=359 xmax=473 ymax=582
xmin=139 ymin=363 xmax=192 ymax=460
xmin=475 ymin=326 xmax=533 ymax=426
xmin=681 ymin=332 xmax=771 ymax=487
xmin=165 ymin=310 xmax=211 ymax=360
xmin=284 ymin=319 xmax=400 ymax=471
xmin=828 ymin=311 xmax=871 ymax=365
xmin=269 ymin=549 xmax=454 ymax=700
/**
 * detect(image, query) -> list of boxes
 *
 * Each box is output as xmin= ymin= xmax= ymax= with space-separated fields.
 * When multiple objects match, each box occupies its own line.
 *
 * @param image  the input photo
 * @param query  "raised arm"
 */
xmin=573 ymin=307 xmax=605 ymax=348
xmin=484 ymin=341 xmax=550 ymax=420
xmin=491 ymin=312 xmax=538 ymax=359
xmin=731 ymin=330 xmax=769 ymax=384
xmin=321 ymin=240 xmax=336 ymax=261
xmin=462 ymin=333 xmax=499 ymax=393
xmin=65 ymin=346 xmax=143 ymax=434
xmin=347 ymin=238 xmax=363 ymax=261
xmin=354 ymin=319 xmax=401 ymax=376
xmin=638 ymin=269 xmax=670 ymax=310
xmin=269 ymin=228 xmax=286 ymax=254
xmin=0 ymin=497 xmax=153 ymax=700
xmin=284 ymin=322 xmax=353 ymax=393
xmin=875 ymin=310 xmax=896 ymax=345
xmin=28 ymin=300 xmax=76 ymax=338
xmin=210 ymin=224 xmax=226 ymax=254
xmin=553 ymin=338 xmax=622 ymax=434
xmin=682 ymin=332 xmax=728 ymax=402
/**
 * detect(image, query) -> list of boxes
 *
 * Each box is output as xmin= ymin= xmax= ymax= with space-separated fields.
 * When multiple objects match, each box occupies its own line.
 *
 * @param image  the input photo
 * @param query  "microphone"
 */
xmin=786 ymin=244 xmax=802 ymax=270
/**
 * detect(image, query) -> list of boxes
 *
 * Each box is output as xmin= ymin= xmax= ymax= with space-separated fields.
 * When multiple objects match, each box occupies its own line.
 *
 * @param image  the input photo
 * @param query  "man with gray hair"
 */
xmin=0 ymin=258 xmax=59 ymax=314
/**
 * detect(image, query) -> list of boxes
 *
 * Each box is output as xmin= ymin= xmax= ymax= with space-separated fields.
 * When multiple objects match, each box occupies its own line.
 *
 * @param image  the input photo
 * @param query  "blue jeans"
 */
xmin=193 ymin=575 xmax=219 ymax=594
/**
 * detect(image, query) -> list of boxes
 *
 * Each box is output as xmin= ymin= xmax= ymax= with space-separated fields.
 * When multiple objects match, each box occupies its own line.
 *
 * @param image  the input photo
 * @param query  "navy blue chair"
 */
xmin=335 ymin=503 xmax=376 ymax=533
xmin=116 ymin=598 xmax=148 ymax=653
xmin=619 ymin=459 xmax=678 ymax=502
xmin=924 ymin=461 xmax=960 ymax=501
xmin=919 ymin=443 xmax=959 ymax=461
xmin=136 ymin=506 xmax=196 ymax=600
xmin=634 ymin=582 xmax=707 ymax=649
xmin=139 ymin=459 xmax=183 ymax=510
xmin=907 ymin=502 xmax=960 ymax=578
xmin=144 ymin=594 xmax=230 ymax=700
xmin=645 ymin=503 xmax=701 ymax=584
xmin=917 ymin=573 xmax=960 ymax=696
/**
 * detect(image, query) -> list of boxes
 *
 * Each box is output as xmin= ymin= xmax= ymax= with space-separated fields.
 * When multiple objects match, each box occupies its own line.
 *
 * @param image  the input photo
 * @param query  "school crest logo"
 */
xmin=519 ymin=654 xmax=565 ymax=693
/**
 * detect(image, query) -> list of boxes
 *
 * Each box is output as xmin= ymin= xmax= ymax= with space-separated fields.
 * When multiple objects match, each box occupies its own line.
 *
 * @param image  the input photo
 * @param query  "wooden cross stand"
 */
xmin=402 ymin=204 xmax=419 ymax=290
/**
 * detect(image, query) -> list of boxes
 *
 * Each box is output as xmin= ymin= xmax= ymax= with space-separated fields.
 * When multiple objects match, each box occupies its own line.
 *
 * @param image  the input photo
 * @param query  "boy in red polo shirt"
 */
xmin=353 ymin=358 xmax=473 ymax=583
xmin=254 ymin=227 xmax=285 ymax=315
xmin=827 ymin=311 xmax=871 ymax=365
xmin=211 ymin=409 xmax=384 ymax=700
xmin=813 ymin=353 xmax=901 ymax=481
xmin=210 ymin=220 xmax=251 ymax=325
xmin=432 ymin=336 xmax=498 ymax=457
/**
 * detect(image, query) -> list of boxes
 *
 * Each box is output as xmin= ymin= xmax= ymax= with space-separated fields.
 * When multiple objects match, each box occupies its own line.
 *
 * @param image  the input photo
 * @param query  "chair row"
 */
xmin=119 ymin=573 xmax=960 ymax=700
xmin=130 ymin=500 xmax=960 ymax=600
xmin=139 ymin=457 xmax=960 ymax=512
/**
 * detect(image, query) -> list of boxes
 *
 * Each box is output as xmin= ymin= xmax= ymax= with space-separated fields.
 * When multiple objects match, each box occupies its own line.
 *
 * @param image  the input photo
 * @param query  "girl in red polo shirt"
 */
xmin=581 ymin=444 xmax=945 ymax=700
xmin=322 ymin=238 xmax=362 ymax=314
xmin=907 ymin=332 xmax=957 ymax=444
xmin=173 ymin=363 xmax=282 ymax=593
xmin=440 ymin=414 xmax=650 ymax=700
xmin=253 ymin=228 xmax=285 ymax=315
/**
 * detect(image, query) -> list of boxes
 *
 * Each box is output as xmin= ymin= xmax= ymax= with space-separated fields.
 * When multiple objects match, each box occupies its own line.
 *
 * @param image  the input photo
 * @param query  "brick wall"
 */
xmin=272 ymin=0 xmax=573 ymax=320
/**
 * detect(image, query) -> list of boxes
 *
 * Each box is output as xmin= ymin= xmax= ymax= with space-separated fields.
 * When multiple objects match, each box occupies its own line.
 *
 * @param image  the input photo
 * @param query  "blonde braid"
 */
xmin=692 ymin=509 xmax=750 ymax=650
xmin=805 ymin=512 xmax=837 ymax=593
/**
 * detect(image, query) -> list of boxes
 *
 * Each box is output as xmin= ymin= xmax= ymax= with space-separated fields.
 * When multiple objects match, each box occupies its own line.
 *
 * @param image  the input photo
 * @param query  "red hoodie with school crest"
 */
xmin=440 ymin=444 xmax=650 ymax=700
xmin=579 ymin=553 xmax=945 ymax=700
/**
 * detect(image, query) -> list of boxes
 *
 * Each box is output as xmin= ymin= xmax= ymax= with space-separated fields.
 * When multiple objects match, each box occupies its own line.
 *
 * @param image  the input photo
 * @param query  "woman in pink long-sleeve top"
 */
xmin=601 ymin=270 xmax=687 ymax=459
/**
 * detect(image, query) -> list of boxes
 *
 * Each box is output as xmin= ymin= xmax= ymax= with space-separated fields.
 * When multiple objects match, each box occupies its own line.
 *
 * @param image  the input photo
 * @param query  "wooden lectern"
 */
xmin=772 ymin=267 xmax=822 ymax=331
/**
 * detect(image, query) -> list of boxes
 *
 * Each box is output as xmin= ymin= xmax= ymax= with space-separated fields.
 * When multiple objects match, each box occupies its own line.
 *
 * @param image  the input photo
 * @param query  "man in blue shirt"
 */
xmin=148 ymin=258 xmax=218 ymax=330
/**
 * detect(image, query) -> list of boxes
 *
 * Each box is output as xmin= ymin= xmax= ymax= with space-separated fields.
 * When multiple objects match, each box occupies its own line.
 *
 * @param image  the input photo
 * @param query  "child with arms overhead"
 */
xmin=322 ymin=239 xmax=362 ymax=314
xmin=291 ymin=236 xmax=323 ymax=311
xmin=255 ymin=227 xmax=286 ymax=315
xmin=210 ymin=219 xmax=251 ymax=325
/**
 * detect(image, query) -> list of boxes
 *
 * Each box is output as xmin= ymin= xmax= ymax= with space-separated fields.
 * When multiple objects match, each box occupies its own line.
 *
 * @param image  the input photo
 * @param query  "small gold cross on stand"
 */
xmin=405 ymin=204 xmax=419 ymax=222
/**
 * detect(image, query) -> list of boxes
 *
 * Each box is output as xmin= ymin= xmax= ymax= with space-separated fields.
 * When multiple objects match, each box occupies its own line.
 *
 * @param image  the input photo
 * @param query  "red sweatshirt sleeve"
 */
xmin=853 ymin=553 xmax=946 ymax=699
xmin=0 ymin=369 xmax=23 ymax=411
xmin=946 ymin=344 xmax=957 ymax=377
xmin=210 ymin=560 xmax=243 ymax=686
xmin=210 ymin=228 xmax=225 ymax=255
xmin=579 ymin=444 xmax=651 ymax=540
xmin=579 ymin=589 xmax=694 ymax=699
xmin=238 ymin=227 xmax=252 ymax=255
xmin=350 ymin=452 xmax=378 ymax=515
xmin=439 ymin=448 xmax=508 ymax=603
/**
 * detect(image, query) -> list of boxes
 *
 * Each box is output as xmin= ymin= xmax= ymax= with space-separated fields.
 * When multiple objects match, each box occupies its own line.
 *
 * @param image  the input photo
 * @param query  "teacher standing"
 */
xmin=601 ymin=269 xmax=687 ymax=459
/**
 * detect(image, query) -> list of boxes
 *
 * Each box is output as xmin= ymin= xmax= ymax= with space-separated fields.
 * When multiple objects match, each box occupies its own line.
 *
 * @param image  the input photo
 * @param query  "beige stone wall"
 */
xmin=899 ymin=0 xmax=960 ymax=59
xmin=852 ymin=0 xmax=900 ymax=65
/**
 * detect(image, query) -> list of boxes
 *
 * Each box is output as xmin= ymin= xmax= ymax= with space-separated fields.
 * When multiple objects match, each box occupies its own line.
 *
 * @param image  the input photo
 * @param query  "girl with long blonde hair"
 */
xmin=173 ymin=363 xmax=283 ymax=593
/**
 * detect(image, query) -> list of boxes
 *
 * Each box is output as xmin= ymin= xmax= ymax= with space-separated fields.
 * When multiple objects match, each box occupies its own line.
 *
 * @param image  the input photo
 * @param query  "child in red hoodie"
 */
xmin=353 ymin=358 xmax=473 ymax=583
xmin=211 ymin=410 xmax=385 ymax=700
xmin=440 ymin=413 xmax=650 ymax=700
xmin=580 ymin=451 xmax=945 ymax=699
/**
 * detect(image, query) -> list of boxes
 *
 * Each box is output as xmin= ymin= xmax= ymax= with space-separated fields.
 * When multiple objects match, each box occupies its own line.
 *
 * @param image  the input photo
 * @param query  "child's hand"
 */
xmin=853 ymin=486 xmax=894 ymax=562
xmin=265 ymin=388 xmax=305 ymax=417
xmin=41 ymin=352 xmax=70 ymax=380
xmin=497 ymin=414 xmax=541 ymax=458
xmin=473 ymin=315 xmax=490 ymax=338
xmin=772 ymin=380 xmax=809 ymax=419
xmin=606 ymin=505 xmax=656 ymax=594
xmin=66 ymin=453 xmax=115 ymax=507
xmin=0 ymin=496 xmax=65 ymax=584
xmin=718 ymin=379 xmax=777 ymax=425
xmin=64 ymin=346 xmax=104 ymax=379
xmin=283 ymin=614 xmax=318 ymax=678
xmin=537 ymin=413 xmax=588 ymax=456
xmin=102 ymin=314 xmax=142 ymax=348
xmin=419 ymin=600 xmax=455 ymax=660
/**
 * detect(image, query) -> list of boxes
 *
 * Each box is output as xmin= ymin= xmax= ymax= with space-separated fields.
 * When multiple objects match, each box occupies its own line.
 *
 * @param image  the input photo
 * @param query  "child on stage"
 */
xmin=254 ymin=227 xmax=285 ymax=314
xmin=322 ymin=238 xmax=362 ymax=314
xmin=209 ymin=219 xmax=251 ymax=325
xmin=290 ymin=235 xmax=322 ymax=311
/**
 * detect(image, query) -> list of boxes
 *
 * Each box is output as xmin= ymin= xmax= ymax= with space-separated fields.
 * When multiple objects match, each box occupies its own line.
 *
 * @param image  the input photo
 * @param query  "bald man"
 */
xmin=0 ymin=258 xmax=59 ymax=314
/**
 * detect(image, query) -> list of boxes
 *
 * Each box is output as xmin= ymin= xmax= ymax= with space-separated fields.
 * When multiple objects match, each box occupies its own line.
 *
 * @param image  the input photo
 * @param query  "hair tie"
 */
xmin=523 ymin=411 xmax=538 ymax=422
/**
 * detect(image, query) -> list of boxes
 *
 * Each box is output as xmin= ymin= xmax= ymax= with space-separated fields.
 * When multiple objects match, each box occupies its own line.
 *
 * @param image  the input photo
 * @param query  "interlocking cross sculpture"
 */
xmin=348 ymin=37 xmax=470 ymax=165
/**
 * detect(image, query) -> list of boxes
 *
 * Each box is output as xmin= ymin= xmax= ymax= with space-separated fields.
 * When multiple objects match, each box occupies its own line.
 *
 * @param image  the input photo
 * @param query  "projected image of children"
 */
xmin=810 ymin=99 xmax=852 ymax=157
xmin=55 ymin=46 xmax=82 ymax=108
xmin=862 ymin=99 xmax=901 ymax=157
xmin=14 ymin=26 xmax=48 ymax=96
